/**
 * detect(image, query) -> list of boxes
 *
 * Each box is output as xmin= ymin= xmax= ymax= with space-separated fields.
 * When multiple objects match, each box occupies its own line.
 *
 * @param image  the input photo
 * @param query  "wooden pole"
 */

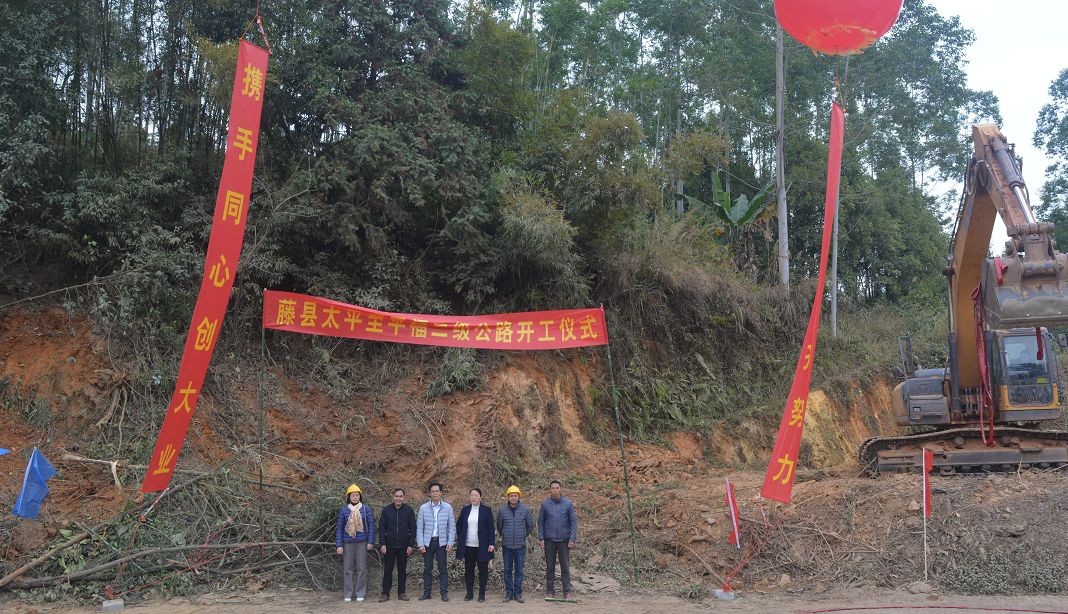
xmin=605 ymin=338 xmax=639 ymax=582
xmin=922 ymin=444 xmax=929 ymax=582
xmin=258 ymin=313 xmax=267 ymax=565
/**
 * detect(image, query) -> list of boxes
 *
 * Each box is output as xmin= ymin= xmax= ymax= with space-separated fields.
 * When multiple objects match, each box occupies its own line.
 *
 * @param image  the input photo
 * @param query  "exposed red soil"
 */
xmin=4 ymin=307 xmax=1067 ymax=604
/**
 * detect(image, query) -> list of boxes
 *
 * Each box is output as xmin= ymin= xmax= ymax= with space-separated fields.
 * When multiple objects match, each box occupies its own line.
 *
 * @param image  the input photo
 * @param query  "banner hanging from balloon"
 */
xmin=141 ymin=41 xmax=270 ymax=493
xmin=758 ymin=0 xmax=903 ymax=505
xmin=262 ymin=290 xmax=608 ymax=350
xmin=761 ymin=103 xmax=844 ymax=504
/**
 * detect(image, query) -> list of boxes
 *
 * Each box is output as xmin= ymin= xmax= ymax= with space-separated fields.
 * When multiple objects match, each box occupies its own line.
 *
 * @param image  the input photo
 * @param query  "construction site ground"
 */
xmin=5 ymin=586 xmax=1068 ymax=613
xmin=3 ymin=308 xmax=1068 ymax=611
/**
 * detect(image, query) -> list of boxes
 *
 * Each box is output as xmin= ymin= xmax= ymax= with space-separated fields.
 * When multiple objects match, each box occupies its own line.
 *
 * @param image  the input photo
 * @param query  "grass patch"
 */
xmin=425 ymin=348 xmax=482 ymax=398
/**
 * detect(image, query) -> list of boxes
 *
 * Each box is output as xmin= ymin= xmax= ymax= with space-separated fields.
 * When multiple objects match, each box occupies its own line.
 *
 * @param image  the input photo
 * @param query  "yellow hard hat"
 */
xmin=345 ymin=484 xmax=362 ymax=496
xmin=505 ymin=485 xmax=522 ymax=496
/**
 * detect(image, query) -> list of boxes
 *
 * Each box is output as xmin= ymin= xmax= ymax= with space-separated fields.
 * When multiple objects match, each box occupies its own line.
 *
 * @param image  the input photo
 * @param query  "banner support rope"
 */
xmin=241 ymin=0 xmax=272 ymax=54
xmin=604 ymin=333 xmax=639 ymax=583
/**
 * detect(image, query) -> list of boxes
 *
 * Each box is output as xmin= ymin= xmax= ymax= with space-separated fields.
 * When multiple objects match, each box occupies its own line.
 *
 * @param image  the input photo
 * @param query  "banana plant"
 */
xmin=680 ymin=172 xmax=778 ymax=275
xmin=682 ymin=171 xmax=776 ymax=232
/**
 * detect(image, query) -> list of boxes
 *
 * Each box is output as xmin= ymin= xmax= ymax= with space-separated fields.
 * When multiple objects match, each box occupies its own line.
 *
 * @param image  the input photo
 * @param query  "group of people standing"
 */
xmin=335 ymin=480 xmax=578 ymax=604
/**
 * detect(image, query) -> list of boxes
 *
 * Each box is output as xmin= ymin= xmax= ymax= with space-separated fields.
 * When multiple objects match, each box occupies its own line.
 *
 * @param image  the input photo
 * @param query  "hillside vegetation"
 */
xmin=0 ymin=0 xmax=984 ymax=437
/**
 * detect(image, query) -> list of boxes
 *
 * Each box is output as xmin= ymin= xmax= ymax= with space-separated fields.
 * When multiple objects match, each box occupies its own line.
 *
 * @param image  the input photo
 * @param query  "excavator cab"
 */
xmin=891 ymin=328 xmax=1061 ymax=428
xmin=991 ymin=328 xmax=1060 ymax=417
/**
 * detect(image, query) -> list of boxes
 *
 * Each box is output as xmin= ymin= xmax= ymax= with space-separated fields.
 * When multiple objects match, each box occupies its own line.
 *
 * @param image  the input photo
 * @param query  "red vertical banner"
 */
xmin=922 ymin=448 xmax=933 ymax=518
xmin=141 ymin=41 xmax=269 ymax=493
xmin=761 ymin=102 xmax=845 ymax=503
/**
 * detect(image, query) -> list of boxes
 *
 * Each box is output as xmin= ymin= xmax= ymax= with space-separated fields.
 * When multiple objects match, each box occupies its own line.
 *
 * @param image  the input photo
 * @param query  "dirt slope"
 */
xmin=3 ymin=307 xmax=1068 ymax=604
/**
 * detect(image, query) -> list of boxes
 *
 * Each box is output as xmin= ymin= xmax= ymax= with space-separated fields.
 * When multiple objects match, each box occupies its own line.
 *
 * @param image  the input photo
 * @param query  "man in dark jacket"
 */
xmin=377 ymin=488 xmax=417 ymax=602
xmin=538 ymin=479 xmax=577 ymax=600
xmin=497 ymin=484 xmax=534 ymax=603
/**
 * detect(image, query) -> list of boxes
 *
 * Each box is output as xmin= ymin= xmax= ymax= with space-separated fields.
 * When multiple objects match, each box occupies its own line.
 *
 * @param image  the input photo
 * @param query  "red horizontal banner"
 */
xmin=263 ymin=291 xmax=608 ymax=350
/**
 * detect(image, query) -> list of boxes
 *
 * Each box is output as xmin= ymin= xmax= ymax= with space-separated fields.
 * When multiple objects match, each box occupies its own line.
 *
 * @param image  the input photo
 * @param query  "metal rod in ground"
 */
xmin=605 ymin=339 xmax=639 ymax=582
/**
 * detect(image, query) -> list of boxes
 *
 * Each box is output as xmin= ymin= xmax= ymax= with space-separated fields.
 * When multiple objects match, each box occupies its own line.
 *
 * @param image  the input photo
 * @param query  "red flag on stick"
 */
xmin=922 ymin=448 xmax=934 ymax=518
xmin=725 ymin=478 xmax=741 ymax=548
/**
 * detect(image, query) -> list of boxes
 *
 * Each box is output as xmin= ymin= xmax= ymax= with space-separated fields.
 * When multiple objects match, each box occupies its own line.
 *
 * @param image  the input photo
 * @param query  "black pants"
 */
xmin=544 ymin=540 xmax=571 ymax=594
xmin=463 ymin=546 xmax=488 ymax=596
xmin=422 ymin=537 xmax=448 ymax=596
xmin=381 ymin=545 xmax=409 ymax=596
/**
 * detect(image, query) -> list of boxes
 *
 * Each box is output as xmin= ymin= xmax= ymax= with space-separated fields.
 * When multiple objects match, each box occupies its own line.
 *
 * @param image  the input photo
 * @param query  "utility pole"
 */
xmin=831 ymin=57 xmax=849 ymax=337
xmin=775 ymin=25 xmax=789 ymax=289
xmin=831 ymin=180 xmax=840 ymax=337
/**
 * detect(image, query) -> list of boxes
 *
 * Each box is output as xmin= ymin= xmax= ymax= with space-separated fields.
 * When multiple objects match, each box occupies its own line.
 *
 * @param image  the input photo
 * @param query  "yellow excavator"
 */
xmin=860 ymin=125 xmax=1068 ymax=473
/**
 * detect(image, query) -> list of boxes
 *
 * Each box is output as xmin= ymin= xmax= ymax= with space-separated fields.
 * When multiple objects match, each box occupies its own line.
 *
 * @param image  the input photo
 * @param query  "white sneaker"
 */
xmin=356 ymin=597 xmax=365 ymax=602
xmin=344 ymin=597 xmax=352 ymax=602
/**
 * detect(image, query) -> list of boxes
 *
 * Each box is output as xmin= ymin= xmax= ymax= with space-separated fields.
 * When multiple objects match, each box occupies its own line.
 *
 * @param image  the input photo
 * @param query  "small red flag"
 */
xmin=725 ymin=478 xmax=741 ymax=548
xmin=921 ymin=448 xmax=934 ymax=518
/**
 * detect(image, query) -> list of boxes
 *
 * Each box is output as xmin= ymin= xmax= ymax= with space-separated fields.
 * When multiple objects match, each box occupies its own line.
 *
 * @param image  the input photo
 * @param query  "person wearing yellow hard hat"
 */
xmin=496 ymin=485 xmax=534 ymax=603
xmin=335 ymin=483 xmax=376 ymax=603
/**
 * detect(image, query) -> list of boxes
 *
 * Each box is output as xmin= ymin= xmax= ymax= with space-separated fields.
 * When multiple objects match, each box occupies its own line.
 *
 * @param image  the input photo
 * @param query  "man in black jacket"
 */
xmin=377 ymin=488 xmax=417 ymax=602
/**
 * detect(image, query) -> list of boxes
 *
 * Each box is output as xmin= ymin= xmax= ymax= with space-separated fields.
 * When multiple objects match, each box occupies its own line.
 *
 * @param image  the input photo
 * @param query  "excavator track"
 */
xmin=859 ymin=427 xmax=1068 ymax=475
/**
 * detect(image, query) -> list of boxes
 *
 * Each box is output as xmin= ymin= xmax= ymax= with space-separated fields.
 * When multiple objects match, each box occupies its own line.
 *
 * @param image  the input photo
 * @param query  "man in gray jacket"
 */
xmin=497 ymin=484 xmax=535 ymax=603
xmin=538 ymin=479 xmax=577 ymax=600
xmin=416 ymin=482 xmax=455 ymax=601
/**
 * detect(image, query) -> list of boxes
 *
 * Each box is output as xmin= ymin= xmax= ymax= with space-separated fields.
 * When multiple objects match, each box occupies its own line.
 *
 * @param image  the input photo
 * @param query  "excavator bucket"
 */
xmin=980 ymin=231 xmax=1068 ymax=330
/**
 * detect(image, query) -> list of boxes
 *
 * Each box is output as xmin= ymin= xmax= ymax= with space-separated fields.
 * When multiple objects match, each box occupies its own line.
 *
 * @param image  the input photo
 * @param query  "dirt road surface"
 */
xmin=6 ymin=588 xmax=1068 ymax=614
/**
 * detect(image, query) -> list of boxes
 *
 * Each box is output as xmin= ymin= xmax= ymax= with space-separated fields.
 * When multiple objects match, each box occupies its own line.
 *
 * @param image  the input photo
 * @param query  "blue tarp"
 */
xmin=0 ymin=448 xmax=10 ymax=456
xmin=13 ymin=448 xmax=57 ymax=520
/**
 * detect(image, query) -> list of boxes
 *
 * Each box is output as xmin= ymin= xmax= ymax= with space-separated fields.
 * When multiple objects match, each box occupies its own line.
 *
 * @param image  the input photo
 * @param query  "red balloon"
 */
xmin=774 ymin=0 xmax=904 ymax=55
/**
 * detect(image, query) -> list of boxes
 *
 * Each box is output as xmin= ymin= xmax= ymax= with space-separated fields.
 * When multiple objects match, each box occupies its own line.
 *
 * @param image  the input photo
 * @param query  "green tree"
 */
xmin=0 ymin=0 xmax=1003 ymax=330
xmin=1034 ymin=68 xmax=1068 ymax=246
xmin=0 ymin=0 xmax=63 ymax=223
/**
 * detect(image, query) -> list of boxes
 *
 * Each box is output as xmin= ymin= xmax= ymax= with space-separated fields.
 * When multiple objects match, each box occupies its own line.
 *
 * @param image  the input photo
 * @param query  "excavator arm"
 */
xmin=947 ymin=125 xmax=1068 ymax=394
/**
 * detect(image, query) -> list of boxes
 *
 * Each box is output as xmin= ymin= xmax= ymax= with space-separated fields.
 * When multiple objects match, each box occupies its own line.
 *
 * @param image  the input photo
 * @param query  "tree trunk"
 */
xmin=675 ymin=106 xmax=684 ymax=214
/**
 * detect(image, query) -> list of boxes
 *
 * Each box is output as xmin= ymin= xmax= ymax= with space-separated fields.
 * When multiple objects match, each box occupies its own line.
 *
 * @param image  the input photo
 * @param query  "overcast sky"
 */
xmin=925 ymin=1 xmax=1066 ymax=245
